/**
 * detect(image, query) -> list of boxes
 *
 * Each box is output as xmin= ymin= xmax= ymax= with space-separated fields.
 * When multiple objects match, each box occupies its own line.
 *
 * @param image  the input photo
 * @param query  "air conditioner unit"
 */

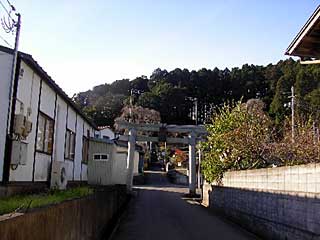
xmin=51 ymin=161 xmax=68 ymax=190
xmin=22 ymin=120 xmax=32 ymax=138
xmin=13 ymin=114 xmax=26 ymax=136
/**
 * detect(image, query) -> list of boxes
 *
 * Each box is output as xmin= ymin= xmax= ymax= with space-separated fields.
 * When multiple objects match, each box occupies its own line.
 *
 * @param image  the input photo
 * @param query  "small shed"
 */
xmin=111 ymin=140 xmax=128 ymax=185
xmin=87 ymin=138 xmax=144 ymax=186
xmin=87 ymin=138 xmax=114 ymax=185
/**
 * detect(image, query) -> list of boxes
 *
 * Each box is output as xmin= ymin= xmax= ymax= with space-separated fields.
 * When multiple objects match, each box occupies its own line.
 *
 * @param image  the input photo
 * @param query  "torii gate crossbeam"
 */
xmin=117 ymin=121 xmax=206 ymax=196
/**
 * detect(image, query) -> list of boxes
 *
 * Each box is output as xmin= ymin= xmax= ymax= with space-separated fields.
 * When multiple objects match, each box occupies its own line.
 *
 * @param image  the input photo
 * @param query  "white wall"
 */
xmin=9 ymin=62 xmax=41 ymax=182
xmin=34 ymin=80 xmax=56 ymax=182
xmin=221 ymin=163 xmax=320 ymax=193
xmin=0 ymin=51 xmax=13 ymax=182
xmin=5 ymin=58 xmax=96 ymax=183
xmin=65 ymin=110 xmax=94 ymax=182
xmin=39 ymin=83 xmax=56 ymax=118
xmin=111 ymin=146 xmax=128 ymax=185
xmin=74 ymin=115 xmax=83 ymax=181
xmin=87 ymin=140 xmax=114 ymax=185
xmin=203 ymin=163 xmax=320 ymax=239
xmin=54 ymin=97 xmax=67 ymax=163
xmin=65 ymin=107 xmax=76 ymax=181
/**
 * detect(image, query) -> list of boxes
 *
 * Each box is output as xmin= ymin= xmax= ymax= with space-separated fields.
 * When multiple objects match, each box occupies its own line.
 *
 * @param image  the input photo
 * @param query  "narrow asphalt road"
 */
xmin=111 ymin=166 xmax=257 ymax=240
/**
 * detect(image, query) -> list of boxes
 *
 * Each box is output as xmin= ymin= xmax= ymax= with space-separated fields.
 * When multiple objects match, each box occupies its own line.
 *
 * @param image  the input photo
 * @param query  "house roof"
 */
xmin=90 ymin=137 xmax=114 ymax=145
xmin=0 ymin=45 xmax=97 ymax=129
xmin=286 ymin=5 xmax=320 ymax=59
xmin=114 ymin=140 xmax=144 ymax=152
xmin=98 ymin=126 xmax=114 ymax=131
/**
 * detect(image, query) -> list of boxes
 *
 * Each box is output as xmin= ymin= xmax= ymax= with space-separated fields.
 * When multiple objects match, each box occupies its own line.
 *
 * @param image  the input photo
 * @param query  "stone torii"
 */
xmin=116 ymin=121 xmax=206 ymax=196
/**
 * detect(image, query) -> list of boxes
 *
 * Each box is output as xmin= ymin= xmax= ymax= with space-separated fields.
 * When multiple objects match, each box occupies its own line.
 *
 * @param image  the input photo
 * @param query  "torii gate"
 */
xmin=116 ymin=121 xmax=206 ymax=196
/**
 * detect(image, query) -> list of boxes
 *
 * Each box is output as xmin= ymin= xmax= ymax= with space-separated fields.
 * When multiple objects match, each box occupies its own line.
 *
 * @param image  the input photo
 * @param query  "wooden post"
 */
xmin=188 ymin=132 xmax=196 ymax=196
xmin=126 ymin=128 xmax=136 ymax=192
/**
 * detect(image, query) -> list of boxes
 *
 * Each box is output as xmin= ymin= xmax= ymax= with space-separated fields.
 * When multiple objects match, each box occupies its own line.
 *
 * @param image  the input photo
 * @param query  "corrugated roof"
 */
xmin=0 ymin=45 xmax=97 ymax=129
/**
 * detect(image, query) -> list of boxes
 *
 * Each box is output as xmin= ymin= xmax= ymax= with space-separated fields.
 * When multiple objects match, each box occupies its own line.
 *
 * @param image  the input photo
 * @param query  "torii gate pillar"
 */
xmin=126 ymin=128 xmax=136 ymax=192
xmin=188 ymin=131 xmax=196 ymax=196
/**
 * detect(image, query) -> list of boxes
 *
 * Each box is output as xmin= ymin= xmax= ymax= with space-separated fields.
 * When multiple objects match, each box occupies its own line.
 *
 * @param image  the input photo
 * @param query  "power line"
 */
xmin=0 ymin=0 xmax=12 ymax=19
xmin=0 ymin=33 xmax=11 ymax=47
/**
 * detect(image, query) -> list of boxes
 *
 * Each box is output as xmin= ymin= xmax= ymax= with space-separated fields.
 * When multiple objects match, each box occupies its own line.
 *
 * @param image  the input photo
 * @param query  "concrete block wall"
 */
xmin=222 ymin=163 xmax=320 ymax=193
xmin=0 ymin=185 xmax=128 ymax=240
xmin=204 ymin=163 xmax=320 ymax=240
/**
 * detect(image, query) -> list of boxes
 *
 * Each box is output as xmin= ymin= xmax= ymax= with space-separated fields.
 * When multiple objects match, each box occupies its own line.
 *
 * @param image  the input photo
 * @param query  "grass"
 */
xmin=0 ymin=186 xmax=93 ymax=216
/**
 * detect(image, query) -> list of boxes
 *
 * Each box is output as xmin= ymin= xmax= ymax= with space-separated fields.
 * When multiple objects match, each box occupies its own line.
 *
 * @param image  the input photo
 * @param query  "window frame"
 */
xmin=36 ymin=112 xmax=54 ymax=155
xmin=93 ymin=153 xmax=109 ymax=161
xmin=82 ymin=136 xmax=89 ymax=164
xmin=64 ymin=129 xmax=76 ymax=160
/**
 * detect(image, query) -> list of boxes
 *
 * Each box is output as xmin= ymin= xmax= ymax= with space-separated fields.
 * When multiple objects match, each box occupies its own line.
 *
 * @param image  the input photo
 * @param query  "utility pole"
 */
xmin=129 ymin=89 xmax=133 ymax=123
xmin=6 ymin=11 xmax=21 ymax=135
xmin=187 ymin=97 xmax=198 ymax=125
xmin=197 ymin=149 xmax=201 ymax=189
xmin=290 ymin=86 xmax=295 ymax=143
xmin=128 ymin=88 xmax=142 ymax=123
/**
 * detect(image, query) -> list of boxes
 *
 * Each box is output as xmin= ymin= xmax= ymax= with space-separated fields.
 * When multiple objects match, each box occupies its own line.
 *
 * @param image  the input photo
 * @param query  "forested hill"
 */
xmin=73 ymin=58 xmax=320 ymax=126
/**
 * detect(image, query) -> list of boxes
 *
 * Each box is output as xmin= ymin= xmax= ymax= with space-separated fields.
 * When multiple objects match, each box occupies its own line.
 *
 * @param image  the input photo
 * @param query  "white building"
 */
xmin=87 ymin=139 xmax=143 ymax=186
xmin=0 ymin=45 xmax=96 ymax=192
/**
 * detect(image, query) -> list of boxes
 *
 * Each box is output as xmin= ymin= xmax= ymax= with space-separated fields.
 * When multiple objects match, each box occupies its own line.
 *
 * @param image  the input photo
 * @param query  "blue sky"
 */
xmin=1 ymin=1 xmax=319 ymax=95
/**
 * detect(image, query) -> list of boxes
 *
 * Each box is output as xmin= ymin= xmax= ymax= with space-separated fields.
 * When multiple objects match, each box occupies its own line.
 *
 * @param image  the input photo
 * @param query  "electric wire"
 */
xmin=0 ymin=33 xmax=11 ymax=47
xmin=0 ymin=0 xmax=13 ymax=20
xmin=0 ymin=0 xmax=10 ymax=16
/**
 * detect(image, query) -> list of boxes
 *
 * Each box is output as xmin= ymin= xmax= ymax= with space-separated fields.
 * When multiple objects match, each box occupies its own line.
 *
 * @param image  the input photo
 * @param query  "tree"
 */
xmin=269 ymin=75 xmax=293 ymax=124
xmin=110 ymin=79 xmax=131 ymax=95
xmin=138 ymin=81 xmax=192 ymax=124
xmin=201 ymin=100 xmax=272 ymax=183
xmin=130 ymin=76 xmax=149 ymax=92
xmin=115 ymin=105 xmax=161 ymax=127
xmin=73 ymin=58 xmax=320 ymax=127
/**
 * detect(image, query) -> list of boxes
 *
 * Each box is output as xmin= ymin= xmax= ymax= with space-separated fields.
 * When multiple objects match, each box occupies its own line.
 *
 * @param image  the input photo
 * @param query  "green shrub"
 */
xmin=201 ymin=100 xmax=272 ymax=183
xmin=0 ymin=186 xmax=93 ymax=215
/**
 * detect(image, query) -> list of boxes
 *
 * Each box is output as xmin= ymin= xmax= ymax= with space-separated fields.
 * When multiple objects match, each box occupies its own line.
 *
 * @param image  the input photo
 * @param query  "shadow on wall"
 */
xmin=0 ymin=185 xmax=128 ymax=240
xmin=205 ymin=186 xmax=320 ymax=240
xmin=134 ymin=185 xmax=188 ymax=194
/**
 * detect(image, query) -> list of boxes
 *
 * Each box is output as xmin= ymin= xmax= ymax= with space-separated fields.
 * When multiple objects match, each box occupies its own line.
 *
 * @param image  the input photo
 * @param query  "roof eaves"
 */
xmin=20 ymin=53 xmax=98 ymax=129
xmin=0 ymin=45 xmax=97 ymax=129
xmin=286 ymin=5 xmax=320 ymax=56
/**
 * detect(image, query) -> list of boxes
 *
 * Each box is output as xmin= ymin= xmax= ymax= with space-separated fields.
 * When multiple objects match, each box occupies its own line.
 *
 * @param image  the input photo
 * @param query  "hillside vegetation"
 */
xmin=73 ymin=58 xmax=320 ymax=126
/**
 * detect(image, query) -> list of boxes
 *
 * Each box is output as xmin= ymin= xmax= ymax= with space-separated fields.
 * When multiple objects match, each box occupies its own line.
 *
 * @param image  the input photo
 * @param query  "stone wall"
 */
xmin=167 ymin=170 xmax=188 ymax=185
xmin=0 ymin=185 xmax=128 ymax=240
xmin=203 ymin=163 xmax=320 ymax=240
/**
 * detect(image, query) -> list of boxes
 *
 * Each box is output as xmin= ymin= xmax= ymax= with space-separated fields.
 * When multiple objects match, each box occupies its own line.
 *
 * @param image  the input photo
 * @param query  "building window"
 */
xmin=93 ymin=153 xmax=109 ymax=161
xmin=82 ymin=136 xmax=89 ymax=163
xmin=65 ymin=129 xmax=76 ymax=160
xmin=36 ymin=112 xmax=54 ymax=154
